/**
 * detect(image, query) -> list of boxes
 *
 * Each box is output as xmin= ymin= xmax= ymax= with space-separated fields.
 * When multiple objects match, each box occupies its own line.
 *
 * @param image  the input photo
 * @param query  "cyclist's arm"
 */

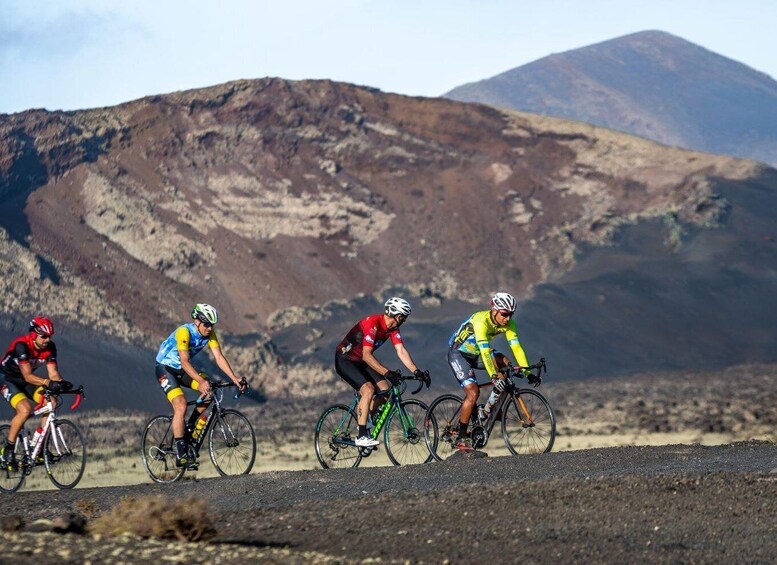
xmin=209 ymin=345 xmax=242 ymax=385
xmin=178 ymin=347 xmax=206 ymax=387
xmin=473 ymin=321 xmax=499 ymax=379
xmin=393 ymin=343 xmax=418 ymax=373
xmin=18 ymin=361 xmax=51 ymax=387
xmin=505 ymin=323 xmax=529 ymax=368
xmin=362 ymin=345 xmax=390 ymax=377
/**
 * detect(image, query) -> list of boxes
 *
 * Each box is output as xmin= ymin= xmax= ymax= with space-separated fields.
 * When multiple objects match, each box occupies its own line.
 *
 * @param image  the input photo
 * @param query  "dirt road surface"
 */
xmin=3 ymin=441 xmax=776 ymax=563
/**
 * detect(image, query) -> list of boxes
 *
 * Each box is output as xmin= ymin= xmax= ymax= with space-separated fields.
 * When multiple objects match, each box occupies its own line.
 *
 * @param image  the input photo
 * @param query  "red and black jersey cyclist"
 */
xmin=335 ymin=297 xmax=429 ymax=448
xmin=0 ymin=317 xmax=72 ymax=468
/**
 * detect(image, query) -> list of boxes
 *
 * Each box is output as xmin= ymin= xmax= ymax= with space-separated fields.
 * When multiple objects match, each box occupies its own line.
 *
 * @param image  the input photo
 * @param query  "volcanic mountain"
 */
xmin=0 ymin=77 xmax=775 ymax=407
xmin=445 ymin=30 xmax=777 ymax=166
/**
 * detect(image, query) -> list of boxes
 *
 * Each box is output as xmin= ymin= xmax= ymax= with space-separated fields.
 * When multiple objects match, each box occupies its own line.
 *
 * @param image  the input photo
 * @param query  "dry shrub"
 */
xmin=74 ymin=499 xmax=100 ymax=519
xmin=90 ymin=495 xmax=216 ymax=541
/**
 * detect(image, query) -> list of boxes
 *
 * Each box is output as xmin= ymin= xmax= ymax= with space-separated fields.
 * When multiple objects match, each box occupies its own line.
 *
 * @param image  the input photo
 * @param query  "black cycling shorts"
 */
xmin=335 ymin=353 xmax=385 ymax=390
xmin=155 ymin=364 xmax=205 ymax=402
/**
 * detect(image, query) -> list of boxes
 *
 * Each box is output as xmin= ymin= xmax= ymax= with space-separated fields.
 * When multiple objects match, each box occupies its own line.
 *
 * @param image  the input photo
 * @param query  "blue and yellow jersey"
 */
xmin=155 ymin=323 xmax=219 ymax=369
xmin=448 ymin=310 xmax=529 ymax=378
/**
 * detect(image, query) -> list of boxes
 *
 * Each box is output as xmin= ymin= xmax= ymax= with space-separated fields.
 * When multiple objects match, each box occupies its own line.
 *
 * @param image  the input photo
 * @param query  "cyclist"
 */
xmin=447 ymin=292 xmax=530 ymax=451
xmin=1 ymin=317 xmax=72 ymax=468
xmin=155 ymin=303 xmax=247 ymax=468
xmin=335 ymin=297 xmax=429 ymax=448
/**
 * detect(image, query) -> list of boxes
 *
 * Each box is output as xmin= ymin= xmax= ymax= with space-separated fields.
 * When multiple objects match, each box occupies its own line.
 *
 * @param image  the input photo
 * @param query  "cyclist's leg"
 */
xmin=1 ymin=379 xmax=33 ymax=463
xmin=156 ymin=364 xmax=192 ymax=466
xmin=335 ymin=355 xmax=378 ymax=446
xmin=367 ymin=367 xmax=391 ymax=419
xmin=448 ymin=349 xmax=479 ymax=448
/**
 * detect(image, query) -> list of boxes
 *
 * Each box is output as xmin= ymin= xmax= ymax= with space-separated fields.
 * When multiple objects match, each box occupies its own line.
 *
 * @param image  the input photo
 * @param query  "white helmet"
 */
xmin=192 ymin=303 xmax=218 ymax=325
xmin=490 ymin=292 xmax=517 ymax=313
xmin=384 ymin=297 xmax=412 ymax=317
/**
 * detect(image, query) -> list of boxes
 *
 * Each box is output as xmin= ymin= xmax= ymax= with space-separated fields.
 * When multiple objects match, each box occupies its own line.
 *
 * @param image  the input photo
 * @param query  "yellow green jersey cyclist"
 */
xmin=447 ymin=292 xmax=530 ymax=451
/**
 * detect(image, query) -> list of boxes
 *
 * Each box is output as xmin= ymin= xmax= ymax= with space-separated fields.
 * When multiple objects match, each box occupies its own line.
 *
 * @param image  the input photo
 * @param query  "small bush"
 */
xmin=90 ymin=495 xmax=216 ymax=541
xmin=74 ymin=499 xmax=100 ymax=519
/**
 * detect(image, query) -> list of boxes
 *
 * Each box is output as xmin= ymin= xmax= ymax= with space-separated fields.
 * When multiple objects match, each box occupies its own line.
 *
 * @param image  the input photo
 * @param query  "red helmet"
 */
xmin=29 ymin=316 xmax=55 ymax=337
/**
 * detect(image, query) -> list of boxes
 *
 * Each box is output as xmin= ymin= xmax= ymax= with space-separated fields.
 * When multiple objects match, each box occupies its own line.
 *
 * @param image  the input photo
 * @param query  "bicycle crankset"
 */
xmin=470 ymin=426 xmax=488 ymax=449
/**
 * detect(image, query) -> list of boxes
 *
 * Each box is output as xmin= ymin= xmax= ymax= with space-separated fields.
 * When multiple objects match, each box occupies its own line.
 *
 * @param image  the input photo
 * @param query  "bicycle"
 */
xmin=0 ymin=385 xmax=87 ymax=493
xmin=140 ymin=379 xmax=256 ymax=483
xmin=424 ymin=358 xmax=555 ymax=461
xmin=315 ymin=373 xmax=432 ymax=469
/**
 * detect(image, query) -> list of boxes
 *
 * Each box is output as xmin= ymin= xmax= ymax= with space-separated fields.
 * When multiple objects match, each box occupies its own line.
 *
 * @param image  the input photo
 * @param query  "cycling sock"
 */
xmin=174 ymin=438 xmax=187 ymax=457
xmin=458 ymin=422 xmax=469 ymax=437
xmin=358 ymin=425 xmax=368 ymax=437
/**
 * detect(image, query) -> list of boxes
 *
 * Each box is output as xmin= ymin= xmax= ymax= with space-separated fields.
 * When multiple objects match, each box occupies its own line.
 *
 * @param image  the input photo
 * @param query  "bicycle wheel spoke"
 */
xmin=385 ymin=400 xmax=431 ymax=466
xmin=0 ymin=425 xmax=25 ymax=493
xmin=141 ymin=416 xmax=185 ymax=483
xmin=45 ymin=419 xmax=86 ymax=489
xmin=315 ymin=404 xmax=361 ymax=469
xmin=424 ymin=395 xmax=463 ymax=461
xmin=209 ymin=410 xmax=255 ymax=476
xmin=502 ymin=390 xmax=556 ymax=455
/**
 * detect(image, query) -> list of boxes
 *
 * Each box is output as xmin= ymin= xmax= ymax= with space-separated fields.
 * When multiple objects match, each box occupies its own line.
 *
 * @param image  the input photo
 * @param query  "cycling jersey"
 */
xmin=155 ymin=323 xmax=219 ymax=369
xmin=448 ymin=310 xmax=528 ymax=378
xmin=1 ymin=334 xmax=57 ymax=382
xmin=336 ymin=314 xmax=403 ymax=363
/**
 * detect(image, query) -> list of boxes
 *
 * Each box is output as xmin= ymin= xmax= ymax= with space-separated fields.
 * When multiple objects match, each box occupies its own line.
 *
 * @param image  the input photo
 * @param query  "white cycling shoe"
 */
xmin=354 ymin=436 xmax=380 ymax=447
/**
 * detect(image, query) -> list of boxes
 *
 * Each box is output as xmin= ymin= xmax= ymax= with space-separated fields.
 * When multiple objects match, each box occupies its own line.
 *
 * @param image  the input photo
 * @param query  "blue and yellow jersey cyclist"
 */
xmin=155 ymin=303 xmax=247 ymax=468
xmin=447 ymin=292 xmax=530 ymax=451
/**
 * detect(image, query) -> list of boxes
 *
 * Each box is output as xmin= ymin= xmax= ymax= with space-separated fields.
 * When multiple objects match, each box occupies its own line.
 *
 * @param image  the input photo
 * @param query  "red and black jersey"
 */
xmin=0 ymin=334 xmax=57 ymax=381
xmin=336 ymin=314 xmax=403 ymax=363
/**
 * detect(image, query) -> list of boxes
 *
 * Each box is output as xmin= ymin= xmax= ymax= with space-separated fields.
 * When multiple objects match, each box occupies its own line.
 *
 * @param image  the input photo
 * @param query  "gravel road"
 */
xmin=3 ymin=441 xmax=776 ymax=563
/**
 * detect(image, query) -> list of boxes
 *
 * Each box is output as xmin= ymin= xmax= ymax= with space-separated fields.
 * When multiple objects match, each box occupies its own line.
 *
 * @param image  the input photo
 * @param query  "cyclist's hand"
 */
xmin=493 ymin=378 xmax=507 ymax=393
xmin=527 ymin=374 xmax=542 ymax=387
xmin=237 ymin=378 xmax=248 ymax=393
xmin=384 ymin=370 xmax=402 ymax=386
xmin=413 ymin=369 xmax=431 ymax=387
xmin=48 ymin=379 xmax=72 ymax=393
xmin=198 ymin=380 xmax=211 ymax=397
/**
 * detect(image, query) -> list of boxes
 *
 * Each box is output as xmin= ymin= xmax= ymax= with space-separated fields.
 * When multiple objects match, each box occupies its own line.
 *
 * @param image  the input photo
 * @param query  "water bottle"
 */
xmin=477 ymin=404 xmax=487 ymax=422
xmin=191 ymin=414 xmax=208 ymax=440
xmin=30 ymin=427 xmax=44 ymax=450
xmin=482 ymin=390 xmax=500 ymax=418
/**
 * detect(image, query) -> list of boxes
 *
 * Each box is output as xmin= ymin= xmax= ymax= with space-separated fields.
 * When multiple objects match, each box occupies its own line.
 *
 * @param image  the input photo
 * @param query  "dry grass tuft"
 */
xmin=89 ymin=495 xmax=216 ymax=542
xmin=74 ymin=499 xmax=100 ymax=519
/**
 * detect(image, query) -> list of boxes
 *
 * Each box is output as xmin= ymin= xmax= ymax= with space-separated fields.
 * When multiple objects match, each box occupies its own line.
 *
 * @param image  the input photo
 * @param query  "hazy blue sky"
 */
xmin=2 ymin=0 xmax=775 ymax=114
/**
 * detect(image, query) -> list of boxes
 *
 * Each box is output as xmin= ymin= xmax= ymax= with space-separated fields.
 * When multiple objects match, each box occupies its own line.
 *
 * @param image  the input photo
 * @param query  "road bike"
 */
xmin=140 ymin=379 xmax=255 ymax=483
xmin=0 ymin=385 xmax=86 ymax=493
xmin=315 ymin=373 xmax=432 ymax=468
xmin=424 ymin=359 xmax=555 ymax=460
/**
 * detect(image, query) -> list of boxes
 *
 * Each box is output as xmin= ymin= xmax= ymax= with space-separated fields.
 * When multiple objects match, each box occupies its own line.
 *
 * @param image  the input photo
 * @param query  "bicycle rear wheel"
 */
xmin=385 ymin=399 xmax=432 ymax=466
xmin=314 ymin=404 xmax=362 ymax=469
xmin=0 ymin=424 xmax=25 ymax=493
xmin=208 ymin=409 xmax=256 ymax=476
xmin=44 ymin=419 xmax=86 ymax=489
xmin=501 ymin=389 xmax=556 ymax=455
xmin=141 ymin=415 xmax=185 ymax=483
xmin=424 ymin=394 xmax=463 ymax=462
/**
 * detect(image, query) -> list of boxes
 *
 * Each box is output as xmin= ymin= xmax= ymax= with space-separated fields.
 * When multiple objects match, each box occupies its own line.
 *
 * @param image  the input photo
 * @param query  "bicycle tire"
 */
xmin=208 ymin=409 xmax=256 ymax=476
xmin=141 ymin=415 xmax=185 ymax=483
xmin=384 ymin=398 xmax=432 ymax=466
xmin=314 ymin=404 xmax=362 ymax=469
xmin=44 ymin=419 xmax=86 ymax=489
xmin=501 ymin=388 xmax=556 ymax=455
xmin=424 ymin=394 xmax=464 ymax=462
xmin=0 ymin=424 xmax=25 ymax=493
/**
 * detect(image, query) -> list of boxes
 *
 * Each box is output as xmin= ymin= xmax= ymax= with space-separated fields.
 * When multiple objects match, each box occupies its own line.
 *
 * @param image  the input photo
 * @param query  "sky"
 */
xmin=1 ymin=0 xmax=776 ymax=114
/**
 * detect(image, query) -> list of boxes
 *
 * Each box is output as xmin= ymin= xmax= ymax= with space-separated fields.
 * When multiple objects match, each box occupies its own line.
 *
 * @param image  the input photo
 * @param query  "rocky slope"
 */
xmin=0 ymin=77 xmax=772 ymax=401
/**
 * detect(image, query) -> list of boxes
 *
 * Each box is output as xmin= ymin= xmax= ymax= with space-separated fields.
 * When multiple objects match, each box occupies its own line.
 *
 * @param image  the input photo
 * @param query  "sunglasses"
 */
xmin=394 ymin=314 xmax=408 ymax=324
xmin=198 ymin=319 xmax=213 ymax=328
xmin=497 ymin=310 xmax=513 ymax=318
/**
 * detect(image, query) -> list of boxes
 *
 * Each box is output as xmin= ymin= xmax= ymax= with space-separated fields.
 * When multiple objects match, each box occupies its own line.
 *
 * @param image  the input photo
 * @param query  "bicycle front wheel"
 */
xmin=0 ymin=424 xmax=25 ymax=493
xmin=44 ymin=419 xmax=86 ymax=489
xmin=314 ymin=404 xmax=362 ymax=469
xmin=141 ymin=415 xmax=185 ymax=483
xmin=501 ymin=389 xmax=556 ymax=455
xmin=424 ymin=394 xmax=463 ymax=462
xmin=208 ymin=409 xmax=256 ymax=476
xmin=384 ymin=399 xmax=432 ymax=466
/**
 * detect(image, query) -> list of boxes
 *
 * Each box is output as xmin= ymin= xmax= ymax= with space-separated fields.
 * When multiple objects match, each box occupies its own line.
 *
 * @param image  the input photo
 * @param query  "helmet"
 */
xmin=384 ymin=297 xmax=412 ymax=318
xmin=29 ymin=316 xmax=55 ymax=337
xmin=490 ymin=292 xmax=517 ymax=313
xmin=191 ymin=303 xmax=218 ymax=325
